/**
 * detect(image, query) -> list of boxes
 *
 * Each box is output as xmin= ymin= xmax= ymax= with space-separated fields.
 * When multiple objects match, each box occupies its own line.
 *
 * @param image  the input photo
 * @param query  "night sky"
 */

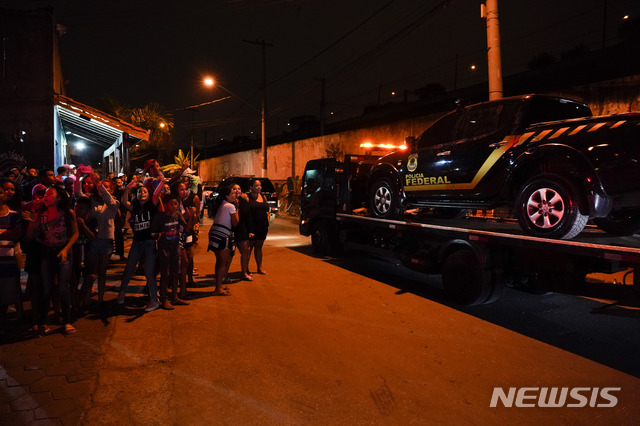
xmin=6 ymin=0 xmax=639 ymax=146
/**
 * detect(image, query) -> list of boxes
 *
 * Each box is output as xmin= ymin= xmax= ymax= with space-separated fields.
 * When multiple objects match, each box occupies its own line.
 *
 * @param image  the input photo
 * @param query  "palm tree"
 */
xmin=100 ymin=97 xmax=175 ymax=164
xmin=161 ymin=149 xmax=199 ymax=175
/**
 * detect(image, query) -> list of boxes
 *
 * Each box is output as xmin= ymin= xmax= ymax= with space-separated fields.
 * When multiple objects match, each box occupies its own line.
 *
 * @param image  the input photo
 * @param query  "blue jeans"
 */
xmin=119 ymin=239 xmax=158 ymax=301
xmin=40 ymin=249 xmax=73 ymax=326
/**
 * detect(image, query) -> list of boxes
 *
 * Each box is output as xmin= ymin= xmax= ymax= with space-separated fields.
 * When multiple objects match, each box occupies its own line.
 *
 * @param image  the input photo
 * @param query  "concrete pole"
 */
xmin=261 ymin=41 xmax=267 ymax=177
xmin=483 ymin=0 xmax=503 ymax=100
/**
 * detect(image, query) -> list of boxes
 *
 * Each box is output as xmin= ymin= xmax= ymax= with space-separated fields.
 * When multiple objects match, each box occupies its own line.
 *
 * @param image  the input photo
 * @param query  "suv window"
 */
xmin=459 ymin=104 xmax=504 ymax=139
xmin=526 ymin=98 xmax=592 ymax=125
xmin=416 ymin=110 xmax=463 ymax=148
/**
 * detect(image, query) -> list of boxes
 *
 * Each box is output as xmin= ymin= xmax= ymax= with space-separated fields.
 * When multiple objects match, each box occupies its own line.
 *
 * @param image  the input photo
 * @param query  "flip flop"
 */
xmin=213 ymin=291 xmax=231 ymax=296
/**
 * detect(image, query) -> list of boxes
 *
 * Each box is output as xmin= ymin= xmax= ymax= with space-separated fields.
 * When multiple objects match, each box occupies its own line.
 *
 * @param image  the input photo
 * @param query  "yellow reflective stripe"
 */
xmin=588 ymin=122 xmax=607 ymax=132
xmin=610 ymin=120 xmax=625 ymax=129
xmin=549 ymin=127 xmax=570 ymax=139
xmin=569 ymin=125 xmax=587 ymax=135
xmin=454 ymin=134 xmax=519 ymax=190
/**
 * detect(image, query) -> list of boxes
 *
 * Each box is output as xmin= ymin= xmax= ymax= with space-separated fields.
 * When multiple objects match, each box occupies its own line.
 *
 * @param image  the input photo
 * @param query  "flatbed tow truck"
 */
xmin=299 ymin=155 xmax=640 ymax=305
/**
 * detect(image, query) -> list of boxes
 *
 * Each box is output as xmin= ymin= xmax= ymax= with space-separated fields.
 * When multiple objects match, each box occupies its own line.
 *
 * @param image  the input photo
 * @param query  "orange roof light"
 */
xmin=360 ymin=142 xmax=408 ymax=151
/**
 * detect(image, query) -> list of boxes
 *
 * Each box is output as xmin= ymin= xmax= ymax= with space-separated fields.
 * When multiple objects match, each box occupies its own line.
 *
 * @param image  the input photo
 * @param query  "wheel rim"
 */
xmin=374 ymin=185 xmax=391 ymax=214
xmin=526 ymin=187 xmax=565 ymax=229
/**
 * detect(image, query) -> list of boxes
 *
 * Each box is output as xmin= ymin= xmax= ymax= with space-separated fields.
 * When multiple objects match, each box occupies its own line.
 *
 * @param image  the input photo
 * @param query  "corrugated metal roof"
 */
xmin=54 ymin=93 xmax=150 ymax=148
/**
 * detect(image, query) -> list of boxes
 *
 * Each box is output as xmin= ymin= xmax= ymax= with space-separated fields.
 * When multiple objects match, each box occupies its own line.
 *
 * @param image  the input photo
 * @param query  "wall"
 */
xmin=0 ymin=9 xmax=56 ymax=169
xmin=200 ymin=75 xmax=640 ymax=185
xmin=199 ymin=114 xmax=443 ymax=184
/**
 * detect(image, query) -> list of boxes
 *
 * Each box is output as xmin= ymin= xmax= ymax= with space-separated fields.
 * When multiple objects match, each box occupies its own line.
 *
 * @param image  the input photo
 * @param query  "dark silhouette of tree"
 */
xmin=561 ymin=44 xmax=589 ymax=60
xmin=99 ymin=97 xmax=175 ymax=165
xmin=527 ymin=52 xmax=556 ymax=70
xmin=416 ymin=83 xmax=446 ymax=99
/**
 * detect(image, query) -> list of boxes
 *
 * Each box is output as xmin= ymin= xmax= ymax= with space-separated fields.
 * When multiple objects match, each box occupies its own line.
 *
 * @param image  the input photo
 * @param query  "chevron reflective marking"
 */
xmin=588 ymin=122 xmax=607 ymax=132
xmin=531 ymin=129 xmax=553 ymax=142
xmin=517 ymin=131 xmax=535 ymax=145
xmin=549 ymin=127 xmax=570 ymax=139
xmin=569 ymin=125 xmax=587 ymax=136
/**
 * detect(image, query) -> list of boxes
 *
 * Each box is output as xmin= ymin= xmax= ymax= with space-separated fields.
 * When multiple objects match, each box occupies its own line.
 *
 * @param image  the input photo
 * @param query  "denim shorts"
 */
xmin=207 ymin=233 xmax=235 ymax=253
xmin=89 ymin=238 xmax=114 ymax=256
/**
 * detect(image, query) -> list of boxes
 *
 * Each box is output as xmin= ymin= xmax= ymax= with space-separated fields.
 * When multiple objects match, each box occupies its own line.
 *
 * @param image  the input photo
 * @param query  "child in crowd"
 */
xmin=151 ymin=194 xmax=192 ymax=309
xmin=73 ymin=196 xmax=96 ymax=316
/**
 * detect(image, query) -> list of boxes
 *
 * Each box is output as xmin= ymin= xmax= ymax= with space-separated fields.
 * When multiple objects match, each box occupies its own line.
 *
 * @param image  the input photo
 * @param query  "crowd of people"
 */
xmin=0 ymin=159 xmax=270 ymax=339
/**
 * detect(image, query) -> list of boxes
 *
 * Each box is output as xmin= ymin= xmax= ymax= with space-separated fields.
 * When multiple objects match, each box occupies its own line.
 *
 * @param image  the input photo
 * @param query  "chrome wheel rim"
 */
xmin=374 ymin=186 xmax=391 ymax=214
xmin=526 ymin=187 xmax=565 ymax=229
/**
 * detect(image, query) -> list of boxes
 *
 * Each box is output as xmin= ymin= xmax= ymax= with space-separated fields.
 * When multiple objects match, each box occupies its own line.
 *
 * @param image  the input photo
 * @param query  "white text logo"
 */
xmin=490 ymin=387 xmax=620 ymax=408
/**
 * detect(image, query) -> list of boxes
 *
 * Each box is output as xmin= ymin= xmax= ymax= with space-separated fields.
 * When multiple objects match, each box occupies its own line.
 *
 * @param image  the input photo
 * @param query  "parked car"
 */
xmin=367 ymin=94 xmax=640 ymax=239
xmin=202 ymin=181 xmax=218 ymax=218
xmin=213 ymin=176 xmax=279 ymax=221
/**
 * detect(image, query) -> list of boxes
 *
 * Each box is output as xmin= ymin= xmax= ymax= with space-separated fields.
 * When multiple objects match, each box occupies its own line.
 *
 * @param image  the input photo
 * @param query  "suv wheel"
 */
xmin=516 ymin=174 xmax=588 ymax=239
xmin=370 ymin=177 xmax=401 ymax=219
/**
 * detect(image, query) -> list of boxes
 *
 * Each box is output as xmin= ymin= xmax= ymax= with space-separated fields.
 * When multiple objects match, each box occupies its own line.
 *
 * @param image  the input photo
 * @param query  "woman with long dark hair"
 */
xmin=247 ymin=179 xmax=270 ymax=275
xmin=75 ymin=172 xmax=119 ymax=308
xmin=207 ymin=184 xmax=240 ymax=296
xmin=117 ymin=175 xmax=164 ymax=311
xmin=26 ymin=184 xmax=79 ymax=334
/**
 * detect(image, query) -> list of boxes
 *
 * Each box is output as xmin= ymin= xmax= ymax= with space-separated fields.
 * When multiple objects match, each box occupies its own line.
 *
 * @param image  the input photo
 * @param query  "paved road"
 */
xmin=1 ymin=216 xmax=640 ymax=425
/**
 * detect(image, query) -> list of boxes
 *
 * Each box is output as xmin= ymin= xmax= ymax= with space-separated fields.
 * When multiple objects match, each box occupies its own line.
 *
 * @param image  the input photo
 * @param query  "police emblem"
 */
xmin=407 ymin=154 xmax=418 ymax=172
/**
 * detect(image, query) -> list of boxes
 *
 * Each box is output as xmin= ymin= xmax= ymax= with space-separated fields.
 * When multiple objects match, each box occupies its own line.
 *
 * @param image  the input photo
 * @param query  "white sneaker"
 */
xmin=145 ymin=299 xmax=160 ymax=312
xmin=117 ymin=291 xmax=126 ymax=305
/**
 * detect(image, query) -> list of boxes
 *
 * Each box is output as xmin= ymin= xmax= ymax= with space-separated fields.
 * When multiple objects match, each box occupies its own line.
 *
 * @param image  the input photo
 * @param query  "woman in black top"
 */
xmin=116 ymin=175 xmax=164 ymax=312
xmin=248 ymin=179 xmax=270 ymax=274
xmin=235 ymin=193 xmax=254 ymax=280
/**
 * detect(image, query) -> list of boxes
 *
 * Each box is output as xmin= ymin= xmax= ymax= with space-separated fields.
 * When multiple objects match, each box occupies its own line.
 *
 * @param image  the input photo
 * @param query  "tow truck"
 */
xmin=299 ymin=155 xmax=640 ymax=305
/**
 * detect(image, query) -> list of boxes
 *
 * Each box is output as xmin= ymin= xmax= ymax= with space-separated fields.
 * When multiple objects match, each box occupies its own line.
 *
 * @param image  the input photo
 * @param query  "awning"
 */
xmin=54 ymin=93 xmax=150 ymax=147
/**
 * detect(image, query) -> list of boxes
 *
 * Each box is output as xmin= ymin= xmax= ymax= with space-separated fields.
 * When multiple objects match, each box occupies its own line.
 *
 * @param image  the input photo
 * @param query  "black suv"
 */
xmin=367 ymin=94 xmax=640 ymax=239
xmin=214 ymin=176 xmax=279 ymax=220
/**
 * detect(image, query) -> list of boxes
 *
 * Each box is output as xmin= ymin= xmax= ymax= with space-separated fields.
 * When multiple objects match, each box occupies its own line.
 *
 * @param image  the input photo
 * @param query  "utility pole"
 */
xmin=243 ymin=39 xmax=273 ymax=177
xmin=318 ymin=77 xmax=326 ymax=136
xmin=481 ymin=0 xmax=503 ymax=100
xmin=602 ymin=0 xmax=608 ymax=49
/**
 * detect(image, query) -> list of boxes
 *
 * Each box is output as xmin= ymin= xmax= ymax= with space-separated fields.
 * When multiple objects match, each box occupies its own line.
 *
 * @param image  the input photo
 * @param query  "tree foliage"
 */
xmin=161 ymin=149 xmax=199 ymax=175
xmin=99 ymin=97 xmax=175 ymax=164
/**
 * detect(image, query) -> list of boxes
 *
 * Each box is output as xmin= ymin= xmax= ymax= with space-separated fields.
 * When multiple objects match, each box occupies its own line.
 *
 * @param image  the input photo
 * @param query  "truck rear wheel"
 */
xmin=441 ymin=248 xmax=493 ymax=306
xmin=311 ymin=221 xmax=340 ymax=257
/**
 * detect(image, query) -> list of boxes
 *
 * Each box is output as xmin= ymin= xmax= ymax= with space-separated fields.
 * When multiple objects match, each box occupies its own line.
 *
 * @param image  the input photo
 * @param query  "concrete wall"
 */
xmin=199 ymin=114 xmax=442 ymax=184
xmin=199 ymin=76 xmax=640 ymax=185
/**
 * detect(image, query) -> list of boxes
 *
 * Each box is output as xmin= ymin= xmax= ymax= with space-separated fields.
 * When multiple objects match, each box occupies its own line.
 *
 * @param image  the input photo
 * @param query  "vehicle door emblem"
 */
xmin=407 ymin=154 xmax=418 ymax=172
